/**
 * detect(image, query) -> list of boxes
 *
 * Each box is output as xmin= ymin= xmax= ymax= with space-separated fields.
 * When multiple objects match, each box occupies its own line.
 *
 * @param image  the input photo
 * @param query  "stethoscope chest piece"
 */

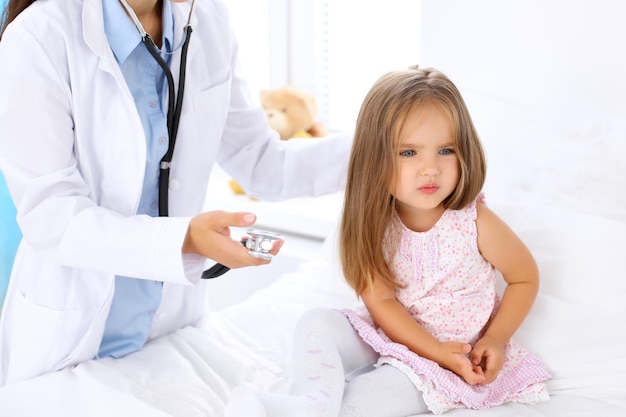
xmin=245 ymin=229 xmax=282 ymax=260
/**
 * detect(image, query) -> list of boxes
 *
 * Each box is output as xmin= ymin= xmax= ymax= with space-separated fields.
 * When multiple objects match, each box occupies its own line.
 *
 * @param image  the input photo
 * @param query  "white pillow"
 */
xmin=489 ymin=199 xmax=626 ymax=399
xmin=463 ymin=90 xmax=626 ymax=223
xmin=460 ymin=90 xmax=626 ymax=398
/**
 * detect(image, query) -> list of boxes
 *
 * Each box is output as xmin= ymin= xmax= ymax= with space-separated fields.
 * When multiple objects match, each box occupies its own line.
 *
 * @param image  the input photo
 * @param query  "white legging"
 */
xmin=226 ymin=307 xmax=430 ymax=417
xmin=292 ymin=308 xmax=430 ymax=417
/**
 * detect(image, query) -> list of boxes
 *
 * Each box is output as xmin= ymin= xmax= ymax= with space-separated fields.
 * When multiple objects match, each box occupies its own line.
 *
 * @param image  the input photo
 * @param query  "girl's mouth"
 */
xmin=419 ymin=185 xmax=439 ymax=195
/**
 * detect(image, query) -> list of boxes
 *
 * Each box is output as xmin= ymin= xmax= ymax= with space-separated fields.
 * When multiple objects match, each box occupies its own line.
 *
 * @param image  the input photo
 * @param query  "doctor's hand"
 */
xmin=182 ymin=210 xmax=284 ymax=269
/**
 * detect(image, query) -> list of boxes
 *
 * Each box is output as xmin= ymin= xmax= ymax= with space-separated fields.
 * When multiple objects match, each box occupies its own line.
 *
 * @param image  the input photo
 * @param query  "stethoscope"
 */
xmin=119 ymin=0 xmax=227 ymax=278
xmin=118 ymin=0 xmax=194 ymax=218
xmin=118 ymin=0 xmax=281 ymax=279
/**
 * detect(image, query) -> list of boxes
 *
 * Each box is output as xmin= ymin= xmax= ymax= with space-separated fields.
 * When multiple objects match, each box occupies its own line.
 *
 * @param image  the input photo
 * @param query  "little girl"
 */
xmin=226 ymin=67 xmax=550 ymax=416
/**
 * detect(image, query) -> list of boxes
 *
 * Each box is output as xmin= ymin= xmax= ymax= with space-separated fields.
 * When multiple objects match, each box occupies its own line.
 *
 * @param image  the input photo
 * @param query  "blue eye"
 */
xmin=399 ymin=149 xmax=416 ymax=157
xmin=439 ymin=148 xmax=454 ymax=155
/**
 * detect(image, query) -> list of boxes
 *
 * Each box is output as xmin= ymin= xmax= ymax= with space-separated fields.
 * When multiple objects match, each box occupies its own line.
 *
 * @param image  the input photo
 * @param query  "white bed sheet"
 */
xmin=0 ymin=235 xmax=624 ymax=417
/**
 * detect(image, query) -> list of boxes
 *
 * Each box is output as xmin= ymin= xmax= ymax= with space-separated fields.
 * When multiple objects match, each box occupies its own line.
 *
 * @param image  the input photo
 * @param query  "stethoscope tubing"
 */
xmin=142 ymin=25 xmax=193 ymax=217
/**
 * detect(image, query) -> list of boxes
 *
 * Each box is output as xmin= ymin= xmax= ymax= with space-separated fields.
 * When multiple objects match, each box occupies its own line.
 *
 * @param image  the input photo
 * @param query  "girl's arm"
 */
xmin=361 ymin=275 xmax=486 ymax=385
xmin=472 ymin=201 xmax=540 ymax=383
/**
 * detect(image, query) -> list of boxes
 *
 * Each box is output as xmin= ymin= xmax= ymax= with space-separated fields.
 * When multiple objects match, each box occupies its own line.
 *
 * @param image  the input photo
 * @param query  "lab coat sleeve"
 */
xmin=215 ymin=25 xmax=353 ymax=201
xmin=0 ymin=20 xmax=196 ymax=284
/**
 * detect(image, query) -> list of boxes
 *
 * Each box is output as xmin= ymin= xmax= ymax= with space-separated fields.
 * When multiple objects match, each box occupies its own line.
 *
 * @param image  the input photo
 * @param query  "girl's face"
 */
xmin=391 ymin=104 xmax=460 ymax=227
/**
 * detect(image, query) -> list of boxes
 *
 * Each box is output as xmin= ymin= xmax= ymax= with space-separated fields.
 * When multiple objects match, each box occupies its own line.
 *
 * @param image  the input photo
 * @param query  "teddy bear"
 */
xmin=259 ymin=86 xmax=327 ymax=140
xmin=228 ymin=86 xmax=327 ymax=196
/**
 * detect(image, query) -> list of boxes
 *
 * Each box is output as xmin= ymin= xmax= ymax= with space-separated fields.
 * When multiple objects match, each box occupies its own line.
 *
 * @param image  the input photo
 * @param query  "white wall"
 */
xmin=221 ymin=0 xmax=272 ymax=95
xmin=323 ymin=0 xmax=422 ymax=131
xmin=420 ymin=0 xmax=626 ymax=115
xmin=223 ymin=0 xmax=422 ymax=131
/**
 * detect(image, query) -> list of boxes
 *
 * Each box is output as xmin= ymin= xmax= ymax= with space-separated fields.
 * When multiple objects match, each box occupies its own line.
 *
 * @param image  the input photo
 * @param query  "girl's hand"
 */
xmin=437 ymin=341 xmax=486 ymax=385
xmin=471 ymin=334 xmax=505 ymax=384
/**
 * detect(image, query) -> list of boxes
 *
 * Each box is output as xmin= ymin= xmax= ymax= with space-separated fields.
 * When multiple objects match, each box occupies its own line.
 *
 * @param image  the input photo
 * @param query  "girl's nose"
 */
xmin=419 ymin=156 xmax=439 ymax=176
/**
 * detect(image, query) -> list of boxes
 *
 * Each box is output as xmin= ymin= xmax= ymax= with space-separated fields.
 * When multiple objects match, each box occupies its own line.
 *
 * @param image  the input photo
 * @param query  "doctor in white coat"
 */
xmin=0 ymin=0 xmax=350 ymax=385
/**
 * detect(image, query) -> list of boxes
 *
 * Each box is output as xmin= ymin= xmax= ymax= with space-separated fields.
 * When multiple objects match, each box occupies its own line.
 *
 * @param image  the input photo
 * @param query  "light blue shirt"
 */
xmin=98 ymin=0 xmax=175 ymax=358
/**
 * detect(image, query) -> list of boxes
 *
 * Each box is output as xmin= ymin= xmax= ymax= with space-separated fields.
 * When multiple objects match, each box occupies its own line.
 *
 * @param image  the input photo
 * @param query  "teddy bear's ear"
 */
xmin=297 ymin=90 xmax=318 ymax=119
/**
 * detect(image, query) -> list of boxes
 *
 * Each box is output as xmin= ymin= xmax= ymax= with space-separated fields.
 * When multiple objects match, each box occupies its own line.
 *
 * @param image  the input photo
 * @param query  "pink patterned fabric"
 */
xmin=339 ymin=196 xmax=550 ymax=414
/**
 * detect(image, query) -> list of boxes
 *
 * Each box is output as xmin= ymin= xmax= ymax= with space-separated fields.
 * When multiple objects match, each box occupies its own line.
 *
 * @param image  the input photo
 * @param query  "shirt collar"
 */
xmin=102 ymin=0 xmax=175 ymax=64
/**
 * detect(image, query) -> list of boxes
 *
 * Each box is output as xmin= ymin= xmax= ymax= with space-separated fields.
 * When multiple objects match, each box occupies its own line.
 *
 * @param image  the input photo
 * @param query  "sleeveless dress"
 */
xmin=339 ymin=196 xmax=550 ymax=414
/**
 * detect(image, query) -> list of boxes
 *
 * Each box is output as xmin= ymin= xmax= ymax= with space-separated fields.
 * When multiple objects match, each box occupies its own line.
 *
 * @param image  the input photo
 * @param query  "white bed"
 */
xmin=1 ymin=1 xmax=625 ymax=416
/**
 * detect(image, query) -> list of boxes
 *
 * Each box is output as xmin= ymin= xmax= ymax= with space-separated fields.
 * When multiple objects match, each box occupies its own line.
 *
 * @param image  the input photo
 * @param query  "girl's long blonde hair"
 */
xmin=339 ymin=67 xmax=486 ymax=296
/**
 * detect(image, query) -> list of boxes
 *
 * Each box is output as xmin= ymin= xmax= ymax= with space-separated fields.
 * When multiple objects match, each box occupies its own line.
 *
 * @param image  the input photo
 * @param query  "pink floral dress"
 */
xmin=339 ymin=196 xmax=550 ymax=414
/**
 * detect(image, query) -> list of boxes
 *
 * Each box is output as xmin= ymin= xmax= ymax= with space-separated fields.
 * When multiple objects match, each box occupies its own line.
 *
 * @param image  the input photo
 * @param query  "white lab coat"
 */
xmin=0 ymin=0 xmax=350 ymax=385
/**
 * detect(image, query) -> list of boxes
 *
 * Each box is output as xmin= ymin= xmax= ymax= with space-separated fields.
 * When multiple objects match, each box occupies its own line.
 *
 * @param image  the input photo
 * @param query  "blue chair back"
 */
xmin=0 ymin=171 xmax=20 ymax=309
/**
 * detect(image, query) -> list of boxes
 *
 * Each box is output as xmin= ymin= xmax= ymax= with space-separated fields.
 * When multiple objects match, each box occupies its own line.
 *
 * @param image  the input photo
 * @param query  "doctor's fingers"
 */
xmin=210 ymin=235 xmax=271 ymax=269
xmin=222 ymin=235 xmax=287 ymax=269
xmin=268 ymin=238 xmax=285 ymax=256
xmin=201 ymin=210 xmax=257 ymax=233
xmin=183 ymin=210 xmax=257 ymax=256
